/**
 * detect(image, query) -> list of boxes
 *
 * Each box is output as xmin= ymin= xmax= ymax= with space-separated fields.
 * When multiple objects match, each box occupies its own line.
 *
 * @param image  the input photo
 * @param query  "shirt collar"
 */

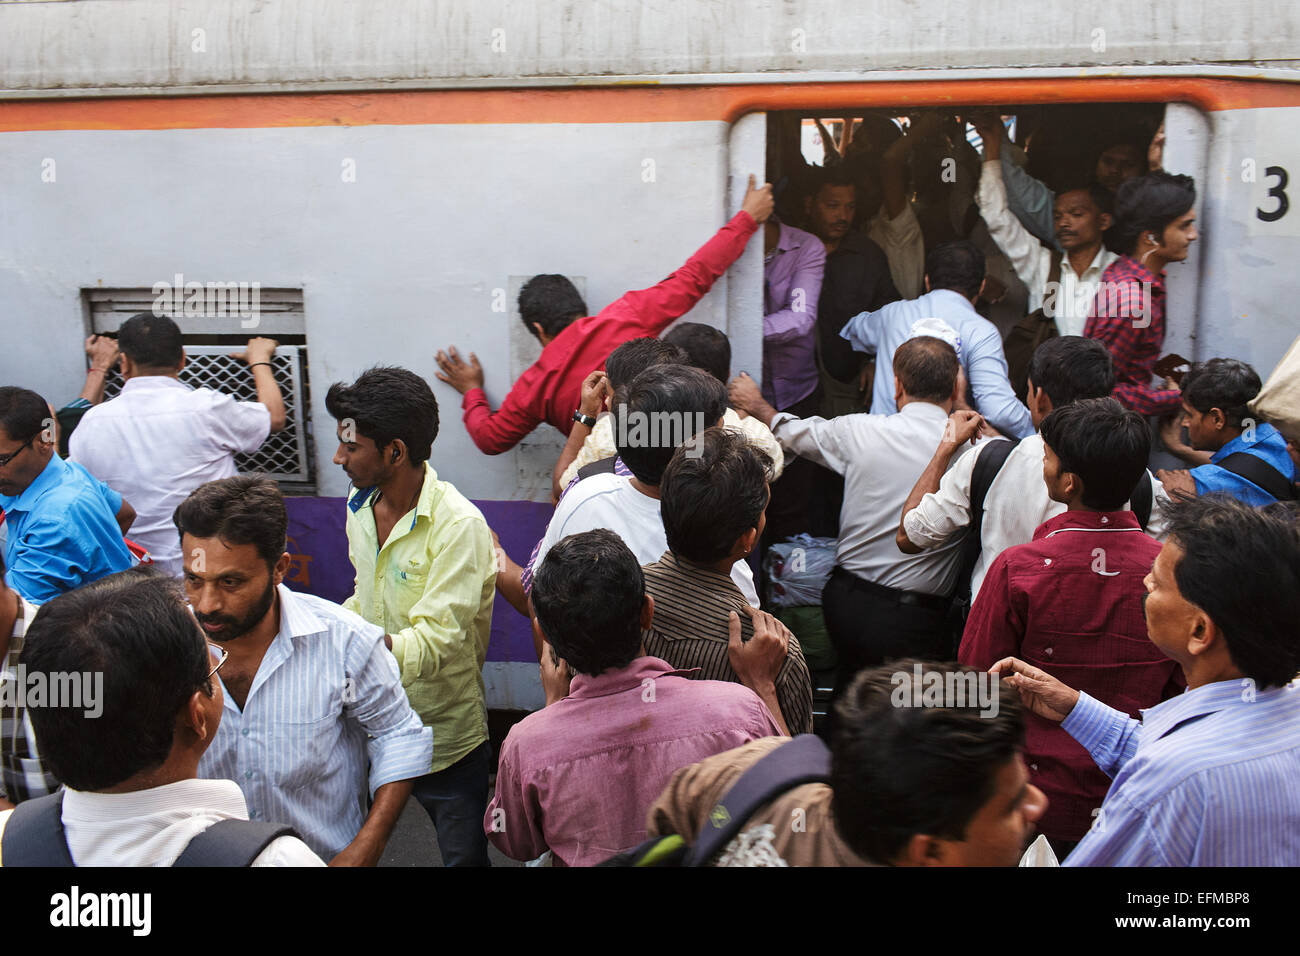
xmin=1035 ymin=509 xmax=1142 ymax=539
xmin=1062 ymin=247 xmax=1114 ymax=281
xmin=1138 ymin=677 xmax=1270 ymax=745
xmin=61 ymin=778 xmax=250 ymax=824
xmin=567 ymin=655 xmax=697 ymax=700
xmin=925 ymin=288 xmax=979 ymax=313
xmin=347 ymin=462 xmax=442 ymax=518
xmin=1116 ymin=254 xmax=1164 ymax=290
xmin=658 ymin=551 xmax=741 ymax=591
xmin=898 ymin=401 xmax=951 ymax=424
xmin=120 ymin=376 xmax=189 ymax=393
xmin=1 ymin=453 xmax=67 ymax=514
xmin=275 ymin=583 xmax=326 ymax=642
xmin=774 ymin=221 xmax=811 ymax=254
xmin=1211 ymin=423 xmax=1278 ymax=463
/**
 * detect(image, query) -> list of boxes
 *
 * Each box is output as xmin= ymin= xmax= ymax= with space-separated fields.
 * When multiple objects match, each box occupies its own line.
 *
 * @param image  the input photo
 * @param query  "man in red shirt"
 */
xmin=435 ymin=177 xmax=775 ymax=455
xmin=1083 ymin=171 xmax=1197 ymax=416
xmin=959 ymin=397 xmax=1183 ymax=856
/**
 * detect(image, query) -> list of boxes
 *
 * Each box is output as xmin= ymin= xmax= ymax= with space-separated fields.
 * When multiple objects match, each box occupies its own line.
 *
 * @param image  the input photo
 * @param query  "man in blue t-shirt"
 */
xmin=1157 ymin=359 xmax=1297 ymax=506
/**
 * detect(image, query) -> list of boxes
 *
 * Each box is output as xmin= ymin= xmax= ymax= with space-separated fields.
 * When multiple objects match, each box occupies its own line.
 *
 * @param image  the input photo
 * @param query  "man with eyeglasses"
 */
xmin=0 ymin=386 xmax=132 ymax=602
xmin=0 ymin=567 xmax=324 ymax=866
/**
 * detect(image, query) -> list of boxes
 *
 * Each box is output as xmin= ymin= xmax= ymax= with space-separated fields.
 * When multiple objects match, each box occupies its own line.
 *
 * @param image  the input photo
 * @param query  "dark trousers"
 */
xmin=411 ymin=740 xmax=492 ymax=867
xmin=822 ymin=566 xmax=952 ymax=699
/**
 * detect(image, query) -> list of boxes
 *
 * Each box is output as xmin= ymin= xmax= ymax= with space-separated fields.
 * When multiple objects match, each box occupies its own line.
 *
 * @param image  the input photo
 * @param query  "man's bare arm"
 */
xmin=896 ymin=410 xmax=983 ymax=554
xmin=328 ymin=779 xmax=413 ymax=867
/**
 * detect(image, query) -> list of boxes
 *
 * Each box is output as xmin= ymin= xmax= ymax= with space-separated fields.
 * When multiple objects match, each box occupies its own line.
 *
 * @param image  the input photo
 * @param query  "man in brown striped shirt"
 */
xmin=643 ymin=428 xmax=814 ymax=735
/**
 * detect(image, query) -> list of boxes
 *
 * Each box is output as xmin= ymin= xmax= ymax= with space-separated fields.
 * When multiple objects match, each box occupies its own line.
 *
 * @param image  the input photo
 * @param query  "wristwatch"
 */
xmin=572 ymin=409 xmax=597 ymax=428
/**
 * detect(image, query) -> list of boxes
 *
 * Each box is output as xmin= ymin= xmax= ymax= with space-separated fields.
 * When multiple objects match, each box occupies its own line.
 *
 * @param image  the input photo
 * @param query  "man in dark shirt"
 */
xmin=960 ymin=397 xmax=1183 ymax=856
xmin=804 ymin=167 xmax=900 ymax=418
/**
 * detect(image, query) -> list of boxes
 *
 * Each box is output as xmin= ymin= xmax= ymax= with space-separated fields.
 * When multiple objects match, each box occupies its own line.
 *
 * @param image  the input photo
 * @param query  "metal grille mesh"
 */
xmin=101 ymin=346 xmax=312 ymax=484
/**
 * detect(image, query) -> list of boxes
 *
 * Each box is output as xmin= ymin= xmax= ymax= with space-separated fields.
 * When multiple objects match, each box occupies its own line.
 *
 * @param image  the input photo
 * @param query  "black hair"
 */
xmin=1039 ymin=397 xmax=1150 ymax=510
xmin=21 ymin=568 xmax=210 ymax=791
xmin=1107 ymin=171 xmax=1197 ymax=256
xmin=661 ymin=428 xmax=769 ymax=564
xmin=662 ymin=323 xmax=731 ymax=385
xmin=325 ymin=366 xmax=439 ymax=464
xmin=117 ymin=312 xmax=184 ymax=370
xmin=1182 ymin=358 xmax=1261 ymax=430
xmin=924 ymin=241 xmax=986 ymax=299
xmin=1055 ymin=181 xmax=1115 ymax=217
xmin=612 ymin=365 xmax=728 ymax=486
xmin=892 ymin=336 xmax=959 ymax=404
xmin=1164 ymin=494 xmax=1300 ymax=689
xmin=173 ymin=475 xmax=287 ymax=569
xmin=518 ymin=275 xmax=587 ymax=340
xmin=604 ymin=337 xmax=684 ymax=391
xmin=1026 ymin=336 xmax=1116 ymax=408
xmin=830 ymin=662 xmax=1025 ymax=865
xmin=0 ymin=386 xmax=49 ymax=444
xmin=532 ymin=529 xmax=645 ymax=676
xmin=806 ymin=165 xmax=859 ymax=195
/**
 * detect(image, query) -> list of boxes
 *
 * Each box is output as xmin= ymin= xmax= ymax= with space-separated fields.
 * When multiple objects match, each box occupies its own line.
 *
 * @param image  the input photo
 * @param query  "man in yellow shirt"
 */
xmin=327 ymin=367 xmax=496 ymax=866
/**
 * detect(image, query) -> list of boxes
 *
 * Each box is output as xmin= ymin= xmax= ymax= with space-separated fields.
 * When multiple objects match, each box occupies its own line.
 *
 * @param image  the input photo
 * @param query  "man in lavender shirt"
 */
xmin=485 ymin=529 xmax=789 ymax=867
xmin=762 ymin=217 xmax=831 ymax=539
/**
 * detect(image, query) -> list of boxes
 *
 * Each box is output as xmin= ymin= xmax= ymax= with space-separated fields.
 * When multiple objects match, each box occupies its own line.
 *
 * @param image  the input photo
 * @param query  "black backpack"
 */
xmin=2 ymin=791 xmax=298 ymax=867
xmin=599 ymin=734 xmax=831 ymax=867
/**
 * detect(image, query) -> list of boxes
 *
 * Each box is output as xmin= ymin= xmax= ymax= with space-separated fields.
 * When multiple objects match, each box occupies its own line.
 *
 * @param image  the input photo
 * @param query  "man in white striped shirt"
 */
xmin=995 ymin=494 xmax=1300 ymax=865
xmin=181 ymin=477 xmax=432 ymax=864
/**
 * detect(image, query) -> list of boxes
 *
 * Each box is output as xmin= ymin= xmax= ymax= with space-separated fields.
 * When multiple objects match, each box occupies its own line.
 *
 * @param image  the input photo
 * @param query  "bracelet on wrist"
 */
xmin=88 ymin=367 xmax=109 ymax=374
xmin=249 ymin=361 xmax=274 ymax=370
xmin=572 ymin=409 xmax=597 ymax=429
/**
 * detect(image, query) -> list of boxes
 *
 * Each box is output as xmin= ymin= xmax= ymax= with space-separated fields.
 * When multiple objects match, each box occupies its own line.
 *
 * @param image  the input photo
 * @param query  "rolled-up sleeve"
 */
xmin=966 ymin=326 xmax=1035 ymax=439
xmin=346 ymin=626 xmax=435 ymax=791
xmin=1061 ymin=691 xmax=1141 ymax=780
xmin=902 ymin=442 xmax=979 ymax=550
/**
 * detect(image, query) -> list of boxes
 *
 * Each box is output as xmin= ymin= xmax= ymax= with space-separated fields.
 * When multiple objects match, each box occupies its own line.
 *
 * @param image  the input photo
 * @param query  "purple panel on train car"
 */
xmin=282 ymin=496 xmax=550 ymax=664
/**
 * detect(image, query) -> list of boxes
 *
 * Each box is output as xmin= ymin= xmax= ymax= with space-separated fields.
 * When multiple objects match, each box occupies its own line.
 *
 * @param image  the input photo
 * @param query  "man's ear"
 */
xmin=184 ymin=689 xmax=211 ymax=742
xmin=895 ymin=832 xmax=949 ymax=867
xmin=1186 ymin=609 xmax=1219 ymax=659
xmin=1208 ymin=407 xmax=1229 ymax=432
xmin=639 ymin=594 xmax=655 ymax=631
xmin=894 ymin=375 xmax=905 ymax=407
xmin=737 ymin=527 xmax=759 ymax=557
xmin=1098 ymin=212 xmax=1113 ymax=232
xmin=177 ymin=352 xmax=187 ymax=373
xmin=923 ymin=275 xmax=932 ymax=294
xmin=531 ymin=322 xmax=547 ymax=343
xmin=273 ymin=551 xmax=292 ymax=587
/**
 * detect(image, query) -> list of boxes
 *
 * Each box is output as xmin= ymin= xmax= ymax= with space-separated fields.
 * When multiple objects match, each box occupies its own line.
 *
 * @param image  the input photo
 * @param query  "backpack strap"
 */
xmin=685 ymin=734 xmax=831 ymax=866
xmin=1 ymin=791 xmax=74 ymax=867
xmin=1131 ymin=470 xmax=1154 ymax=529
xmin=953 ymin=438 xmax=1020 ymax=610
xmin=172 ymin=819 xmax=299 ymax=867
xmin=576 ymin=456 xmax=619 ymax=481
xmin=1214 ymin=452 xmax=1298 ymax=502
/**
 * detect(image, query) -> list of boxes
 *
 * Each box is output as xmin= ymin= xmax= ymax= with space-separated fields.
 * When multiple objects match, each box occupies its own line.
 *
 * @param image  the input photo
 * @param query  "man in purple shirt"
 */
xmin=485 ymin=529 xmax=786 ymax=866
xmin=762 ymin=218 xmax=830 ymax=540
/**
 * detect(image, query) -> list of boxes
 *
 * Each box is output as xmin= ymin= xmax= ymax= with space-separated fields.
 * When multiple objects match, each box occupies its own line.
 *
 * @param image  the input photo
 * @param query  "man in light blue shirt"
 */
xmin=0 ymin=387 xmax=133 ymax=602
xmin=994 ymin=494 xmax=1300 ymax=866
xmin=841 ymin=241 xmax=1034 ymax=439
xmin=1156 ymin=359 xmax=1297 ymax=506
xmin=179 ymin=476 xmax=432 ymax=864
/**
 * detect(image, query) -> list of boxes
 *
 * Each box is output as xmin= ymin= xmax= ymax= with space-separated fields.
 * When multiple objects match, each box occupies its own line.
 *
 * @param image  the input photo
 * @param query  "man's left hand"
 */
xmin=329 ymin=839 xmax=382 ymax=867
xmin=728 ymin=372 xmax=772 ymax=422
xmin=1156 ymin=468 xmax=1197 ymax=500
xmin=435 ymin=346 xmax=485 ymax=395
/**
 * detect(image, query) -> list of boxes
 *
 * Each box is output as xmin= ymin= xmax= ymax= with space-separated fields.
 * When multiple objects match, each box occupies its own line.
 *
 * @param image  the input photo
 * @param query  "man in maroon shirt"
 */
xmin=960 ymin=397 xmax=1183 ymax=856
xmin=435 ymin=177 xmax=774 ymax=455
xmin=1083 ymin=171 xmax=1197 ymax=416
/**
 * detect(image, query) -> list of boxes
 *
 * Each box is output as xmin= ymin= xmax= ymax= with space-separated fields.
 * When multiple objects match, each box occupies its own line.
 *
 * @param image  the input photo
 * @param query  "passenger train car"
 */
xmin=2 ymin=0 xmax=1298 ymax=712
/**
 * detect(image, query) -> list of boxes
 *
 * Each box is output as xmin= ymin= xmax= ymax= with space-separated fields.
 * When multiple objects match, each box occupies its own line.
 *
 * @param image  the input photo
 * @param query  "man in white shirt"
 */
xmin=730 ymin=336 xmax=972 ymax=696
xmin=971 ymin=113 xmax=1118 ymax=338
xmin=897 ymin=336 xmax=1170 ymax=605
xmin=0 ymin=567 xmax=323 ymax=866
xmin=532 ymin=364 xmax=762 ymax=608
xmin=840 ymin=241 xmax=1035 ymax=440
xmin=70 ymin=312 xmax=287 ymax=576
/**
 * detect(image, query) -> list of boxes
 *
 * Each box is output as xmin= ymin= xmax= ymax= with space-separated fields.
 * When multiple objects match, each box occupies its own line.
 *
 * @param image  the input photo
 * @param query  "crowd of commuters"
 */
xmin=0 ymin=108 xmax=1298 ymax=868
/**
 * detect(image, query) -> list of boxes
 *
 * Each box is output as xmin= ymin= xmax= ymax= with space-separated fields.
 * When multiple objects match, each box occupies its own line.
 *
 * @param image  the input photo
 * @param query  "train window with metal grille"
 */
xmin=82 ymin=288 xmax=316 ymax=493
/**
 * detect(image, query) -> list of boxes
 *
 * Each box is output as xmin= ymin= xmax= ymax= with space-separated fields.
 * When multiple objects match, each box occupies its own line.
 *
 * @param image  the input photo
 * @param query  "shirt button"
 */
xmin=249 ymin=809 xmax=258 ymax=819
xmin=1045 ymin=647 xmax=1053 ymax=656
xmin=1030 ymin=763 xmax=1039 ymax=772
xmin=1100 ymin=515 xmax=1109 ymax=524
xmin=244 ymin=770 xmax=253 ymax=779
xmin=241 ymin=728 xmax=249 ymax=736
xmin=1044 ymin=558 xmax=1052 ymax=566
